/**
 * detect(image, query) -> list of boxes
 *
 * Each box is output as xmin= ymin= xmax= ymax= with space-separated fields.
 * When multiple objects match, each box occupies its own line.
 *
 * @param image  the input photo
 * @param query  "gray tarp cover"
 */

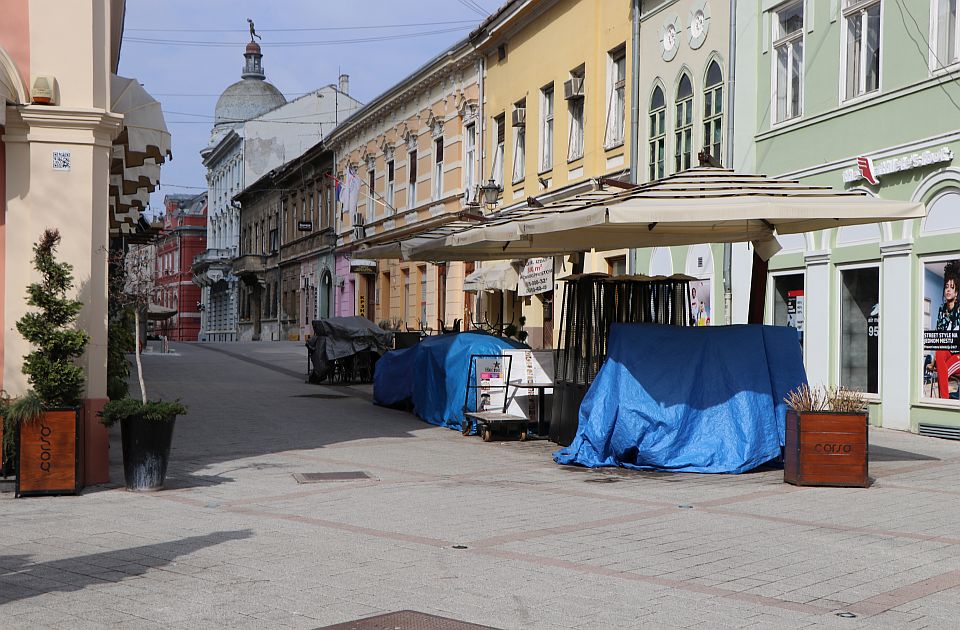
xmin=306 ymin=317 xmax=393 ymax=381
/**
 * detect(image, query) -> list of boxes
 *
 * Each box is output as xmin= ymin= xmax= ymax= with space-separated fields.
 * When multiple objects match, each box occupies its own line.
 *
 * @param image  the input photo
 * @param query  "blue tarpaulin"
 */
xmin=374 ymin=332 xmax=526 ymax=429
xmin=554 ymin=324 xmax=807 ymax=474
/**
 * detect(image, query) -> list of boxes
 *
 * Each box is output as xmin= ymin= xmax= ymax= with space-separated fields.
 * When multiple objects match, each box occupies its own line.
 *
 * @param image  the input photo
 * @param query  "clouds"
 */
xmin=118 ymin=0 xmax=496 ymax=214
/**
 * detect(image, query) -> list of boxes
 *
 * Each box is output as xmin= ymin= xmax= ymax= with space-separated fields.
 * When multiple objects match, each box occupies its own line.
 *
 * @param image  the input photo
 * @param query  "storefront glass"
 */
xmin=840 ymin=267 xmax=879 ymax=393
xmin=773 ymin=273 xmax=804 ymax=346
xmin=921 ymin=257 xmax=960 ymax=401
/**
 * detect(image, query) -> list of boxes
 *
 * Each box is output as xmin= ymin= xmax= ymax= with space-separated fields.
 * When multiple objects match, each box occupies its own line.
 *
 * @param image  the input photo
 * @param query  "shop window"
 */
xmin=607 ymin=256 xmax=626 ymax=276
xmin=648 ymin=85 xmax=666 ymax=181
xmin=674 ymin=73 xmax=694 ymax=172
xmin=773 ymin=1 xmax=804 ymax=122
xmin=933 ymin=0 xmax=960 ymax=69
xmin=419 ymin=266 xmax=428 ymax=327
xmin=921 ymin=258 xmax=960 ymax=401
xmin=840 ymin=267 xmax=880 ymax=394
xmin=843 ymin=0 xmax=881 ymax=101
xmin=773 ymin=274 xmax=805 ymax=346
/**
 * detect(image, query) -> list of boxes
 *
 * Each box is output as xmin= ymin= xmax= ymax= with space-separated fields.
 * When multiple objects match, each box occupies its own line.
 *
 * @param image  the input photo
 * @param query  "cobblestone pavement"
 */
xmin=3 ymin=341 xmax=960 ymax=629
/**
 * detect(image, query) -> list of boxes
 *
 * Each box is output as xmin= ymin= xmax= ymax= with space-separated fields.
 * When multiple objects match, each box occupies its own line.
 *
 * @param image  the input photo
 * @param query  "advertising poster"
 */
xmin=475 ymin=357 xmax=506 ymax=412
xmin=502 ymin=349 xmax=553 ymax=421
xmin=786 ymin=289 xmax=805 ymax=346
xmin=518 ymin=257 xmax=554 ymax=297
xmin=689 ymin=280 xmax=711 ymax=326
xmin=922 ymin=259 xmax=960 ymax=400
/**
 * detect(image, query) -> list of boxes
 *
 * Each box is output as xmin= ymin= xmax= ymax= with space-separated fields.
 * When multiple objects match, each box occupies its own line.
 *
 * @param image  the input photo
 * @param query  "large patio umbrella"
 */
xmin=403 ymin=168 xmax=923 ymax=262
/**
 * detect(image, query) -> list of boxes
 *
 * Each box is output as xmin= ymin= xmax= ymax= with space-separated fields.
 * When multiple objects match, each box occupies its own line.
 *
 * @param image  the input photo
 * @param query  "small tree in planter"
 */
xmin=783 ymin=384 xmax=869 ymax=488
xmin=9 ymin=229 xmax=89 ymax=496
xmin=100 ymin=246 xmax=186 ymax=491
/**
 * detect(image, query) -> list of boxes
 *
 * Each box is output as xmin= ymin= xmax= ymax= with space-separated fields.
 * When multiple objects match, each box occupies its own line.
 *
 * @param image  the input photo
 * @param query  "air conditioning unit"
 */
xmin=564 ymin=77 xmax=585 ymax=100
xmin=511 ymin=107 xmax=526 ymax=128
xmin=353 ymin=225 xmax=366 ymax=240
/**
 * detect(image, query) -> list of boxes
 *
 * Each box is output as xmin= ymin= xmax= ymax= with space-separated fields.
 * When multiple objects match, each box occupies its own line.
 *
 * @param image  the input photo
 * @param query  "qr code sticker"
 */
xmin=52 ymin=150 xmax=71 ymax=171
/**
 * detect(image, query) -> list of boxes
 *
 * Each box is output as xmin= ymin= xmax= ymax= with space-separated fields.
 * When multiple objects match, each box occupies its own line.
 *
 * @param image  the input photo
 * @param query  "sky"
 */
xmin=118 ymin=0 xmax=502 ymax=216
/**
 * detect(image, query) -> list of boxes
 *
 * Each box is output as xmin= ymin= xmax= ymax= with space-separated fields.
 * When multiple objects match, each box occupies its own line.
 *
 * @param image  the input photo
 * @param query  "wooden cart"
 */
xmin=462 ymin=354 xmax=529 ymax=442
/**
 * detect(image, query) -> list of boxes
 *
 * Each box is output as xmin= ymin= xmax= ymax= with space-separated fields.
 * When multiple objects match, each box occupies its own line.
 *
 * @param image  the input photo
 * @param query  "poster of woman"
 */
xmin=689 ymin=280 xmax=711 ymax=326
xmin=923 ymin=259 xmax=960 ymax=399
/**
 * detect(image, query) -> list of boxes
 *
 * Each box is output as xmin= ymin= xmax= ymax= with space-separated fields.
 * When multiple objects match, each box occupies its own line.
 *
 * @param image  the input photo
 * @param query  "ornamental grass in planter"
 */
xmin=12 ymin=230 xmax=89 ymax=497
xmin=783 ymin=384 xmax=869 ymax=488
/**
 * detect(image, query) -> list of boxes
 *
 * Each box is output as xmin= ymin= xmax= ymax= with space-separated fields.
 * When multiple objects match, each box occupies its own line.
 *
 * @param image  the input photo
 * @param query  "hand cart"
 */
xmin=462 ymin=354 xmax=529 ymax=442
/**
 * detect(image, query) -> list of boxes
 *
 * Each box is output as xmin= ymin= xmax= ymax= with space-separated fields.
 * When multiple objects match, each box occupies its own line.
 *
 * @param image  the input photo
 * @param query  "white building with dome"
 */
xmin=193 ymin=38 xmax=361 ymax=341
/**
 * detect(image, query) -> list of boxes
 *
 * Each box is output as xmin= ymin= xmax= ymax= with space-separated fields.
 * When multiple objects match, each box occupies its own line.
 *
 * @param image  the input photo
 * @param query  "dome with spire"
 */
xmin=208 ymin=37 xmax=286 ymax=147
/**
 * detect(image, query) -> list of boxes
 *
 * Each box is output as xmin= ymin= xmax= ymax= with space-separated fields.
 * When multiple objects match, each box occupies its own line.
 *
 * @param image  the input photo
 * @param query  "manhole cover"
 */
xmin=318 ymin=610 xmax=501 ymax=630
xmin=293 ymin=471 xmax=371 ymax=484
xmin=294 ymin=393 xmax=349 ymax=399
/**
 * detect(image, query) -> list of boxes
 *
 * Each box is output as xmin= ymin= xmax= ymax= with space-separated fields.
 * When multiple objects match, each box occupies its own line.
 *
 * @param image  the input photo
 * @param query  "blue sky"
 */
xmin=118 ymin=0 xmax=500 ymax=215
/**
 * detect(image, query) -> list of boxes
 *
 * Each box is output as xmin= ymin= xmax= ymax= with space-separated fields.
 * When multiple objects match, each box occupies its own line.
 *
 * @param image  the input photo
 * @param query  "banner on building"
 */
xmin=341 ymin=167 xmax=361 ymax=218
xmin=689 ymin=280 xmax=711 ymax=326
xmin=922 ymin=258 xmax=960 ymax=400
xmin=517 ymin=257 xmax=553 ymax=296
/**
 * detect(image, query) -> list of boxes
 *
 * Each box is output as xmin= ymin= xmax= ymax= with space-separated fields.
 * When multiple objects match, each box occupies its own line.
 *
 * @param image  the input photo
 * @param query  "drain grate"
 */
xmin=318 ymin=610 xmax=501 ymax=630
xmin=294 ymin=393 xmax=349 ymax=399
xmin=293 ymin=471 xmax=371 ymax=484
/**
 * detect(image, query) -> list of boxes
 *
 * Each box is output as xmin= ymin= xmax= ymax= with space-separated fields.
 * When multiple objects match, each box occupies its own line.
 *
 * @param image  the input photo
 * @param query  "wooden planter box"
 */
xmin=16 ymin=408 xmax=81 ymax=497
xmin=784 ymin=410 xmax=868 ymax=487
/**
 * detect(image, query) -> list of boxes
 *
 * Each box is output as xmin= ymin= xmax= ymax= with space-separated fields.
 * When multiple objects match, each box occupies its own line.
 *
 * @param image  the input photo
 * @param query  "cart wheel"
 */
xmin=482 ymin=428 xmax=493 ymax=442
xmin=462 ymin=419 xmax=471 ymax=436
xmin=519 ymin=427 xmax=527 ymax=441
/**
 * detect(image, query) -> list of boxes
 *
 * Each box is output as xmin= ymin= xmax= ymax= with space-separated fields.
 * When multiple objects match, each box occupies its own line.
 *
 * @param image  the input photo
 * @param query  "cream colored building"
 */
xmin=327 ymin=38 xmax=480 ymax=332
xmin=470 ymin=0 xmax=635 ymax=346
xmin=1 ymin=0 xmax=168 ymax=484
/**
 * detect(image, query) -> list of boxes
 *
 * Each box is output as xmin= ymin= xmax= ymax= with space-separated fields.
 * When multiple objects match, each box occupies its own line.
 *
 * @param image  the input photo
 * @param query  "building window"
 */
xmin=773 ymin=274 xmax=805 ymax=347
xmin=512 ymin=100 xmax=526 ymax=183
xmin=366 ymin=168 xmax=376 ymax=222
xmin=703 ymin=61 xmax=723 ymax=163
xmin=492 ymin=114 xmax=505 ymax=187
xmin=648 ymin=85 xmax=666 ymax=181
xmin=386 ymin=160 xmax=395 ymax=211
xmin=674 ymin=73 xmax=694 ymax=172
xmin=567 ymin=67 xmax=585 ymax=162
xmin=402 ymin=268 xmax=411 ymax=322
xmin=464 ymin=122 xmax=476 ymax=201
xmin=408 ymin=149 xmax=417 ymax=209
xmin=773 ymin=2 xmax=804 ymax=122
xmin=607 ymin=256 xmax=626 ymax=276
xmin=840 ymin=266 xmax=880 ymax=394
xmin=419 ymin=266 xmax=428 ymax=327
xmin=433 ymin=137 xmax=444 ymax=200
xmin=269 ymin=228 xmax=278 ymax=253
xmin=934 ymin=0 xmax=960 ymax=68
xmin=843 ymin=0 xmax=881 ymax=101
xmin=540 ymin=84 xmax=554 ymax=172
xmin=604 ymin=45 xmax=627 ymax=148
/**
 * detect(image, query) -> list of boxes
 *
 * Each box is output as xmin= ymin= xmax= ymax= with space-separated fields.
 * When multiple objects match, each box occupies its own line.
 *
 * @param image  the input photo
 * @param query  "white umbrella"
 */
xmin=406 ymin=168 xmax=924 ymax=262
xmin=463 ymin=261 xmax=520 ymax=292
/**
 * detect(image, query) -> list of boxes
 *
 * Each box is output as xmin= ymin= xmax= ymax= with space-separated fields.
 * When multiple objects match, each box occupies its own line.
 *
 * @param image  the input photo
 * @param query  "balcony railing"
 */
xmin=192 ymin=247 xmax=236 ymax=266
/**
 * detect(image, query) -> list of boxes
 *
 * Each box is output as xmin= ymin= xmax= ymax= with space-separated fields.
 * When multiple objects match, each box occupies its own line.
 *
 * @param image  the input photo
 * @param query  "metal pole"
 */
xmin=722 ymin=0 xmax=737 ymax=325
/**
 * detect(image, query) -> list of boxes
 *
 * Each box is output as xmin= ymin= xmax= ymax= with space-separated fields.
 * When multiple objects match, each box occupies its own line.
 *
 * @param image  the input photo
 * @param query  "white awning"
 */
xmin=400 ymin=168 xmax=925 ymax=262
xmin=464 ymin=261 xmax=520 ymax=292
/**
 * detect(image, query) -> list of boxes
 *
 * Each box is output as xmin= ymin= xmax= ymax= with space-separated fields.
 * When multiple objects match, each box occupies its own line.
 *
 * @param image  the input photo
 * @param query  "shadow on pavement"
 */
xmin=0 ymin=530 xmax=252 ymax=604
xmin=869 ymin=445 xmax=940 ymax=462
xmin=106 ymin=342 xmax=426 ymax=491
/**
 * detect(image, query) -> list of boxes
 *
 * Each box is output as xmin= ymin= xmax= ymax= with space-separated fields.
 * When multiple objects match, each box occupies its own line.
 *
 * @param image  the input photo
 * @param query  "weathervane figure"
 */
xmin=247 ymin=19 xmax=261 ymax=43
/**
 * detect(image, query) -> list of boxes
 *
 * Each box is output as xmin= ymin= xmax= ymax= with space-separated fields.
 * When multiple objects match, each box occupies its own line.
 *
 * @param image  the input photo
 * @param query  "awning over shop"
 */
xmin=109 ymin=74 xmax=171 ymax=236
xmin=392 ymin=167 xmax=924 ymax=262
xmin=463 ymin=261 xmax=520 ymax=292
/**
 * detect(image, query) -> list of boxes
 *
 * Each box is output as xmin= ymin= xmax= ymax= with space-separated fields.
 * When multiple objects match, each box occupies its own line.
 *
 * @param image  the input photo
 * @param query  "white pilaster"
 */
xmin=880 ymin=240 xmax=914 ymax=431
xmin=804 ymin=250 xmax=832 ymax=387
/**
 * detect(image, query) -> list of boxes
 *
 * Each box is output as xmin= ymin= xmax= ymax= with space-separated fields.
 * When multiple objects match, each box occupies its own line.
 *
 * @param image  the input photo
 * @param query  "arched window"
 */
xmin=675 ymin=73 xmax=694 ymax=172
xmin=703 ymin=61 xmax=723 ymax=163
xmin=648 ymin=85 xmax=666 ymax=181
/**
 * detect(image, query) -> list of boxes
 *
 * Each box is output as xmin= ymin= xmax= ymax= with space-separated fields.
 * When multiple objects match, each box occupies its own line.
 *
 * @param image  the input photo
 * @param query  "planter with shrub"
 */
xmin=100 ymin=399 xmax=186 ymax=491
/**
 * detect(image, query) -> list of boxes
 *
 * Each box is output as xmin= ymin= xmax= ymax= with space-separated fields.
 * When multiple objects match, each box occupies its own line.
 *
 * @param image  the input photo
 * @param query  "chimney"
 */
xmin=339 ymin=73 xmax=349 ymax=95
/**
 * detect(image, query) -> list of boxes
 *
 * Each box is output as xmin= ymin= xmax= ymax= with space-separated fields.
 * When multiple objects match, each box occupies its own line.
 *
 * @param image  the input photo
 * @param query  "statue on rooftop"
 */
xmin=247 ymin=19 xmax=261 ymax=43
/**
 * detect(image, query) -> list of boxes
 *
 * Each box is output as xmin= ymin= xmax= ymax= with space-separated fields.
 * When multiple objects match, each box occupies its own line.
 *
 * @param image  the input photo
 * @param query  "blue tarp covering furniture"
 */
xmin=554 ymin=324 xmax=807 ymax=474
xmin=374 ymin=332 xmax=526 ymax=429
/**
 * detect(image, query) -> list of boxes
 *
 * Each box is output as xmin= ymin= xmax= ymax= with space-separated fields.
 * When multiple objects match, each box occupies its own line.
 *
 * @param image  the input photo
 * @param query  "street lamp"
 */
xmin=480 ymin=178 xmax=501 ymax=211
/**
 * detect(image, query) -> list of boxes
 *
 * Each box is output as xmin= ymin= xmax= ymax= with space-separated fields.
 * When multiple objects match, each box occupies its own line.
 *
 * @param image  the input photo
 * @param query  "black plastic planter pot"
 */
xmin=120 ymin=415 xmax=176 ymax=491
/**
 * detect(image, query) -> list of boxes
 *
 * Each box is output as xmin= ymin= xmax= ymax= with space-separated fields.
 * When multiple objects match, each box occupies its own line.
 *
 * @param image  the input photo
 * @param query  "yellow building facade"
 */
xmin=472 ymin=0 xmax=635 ymax=346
